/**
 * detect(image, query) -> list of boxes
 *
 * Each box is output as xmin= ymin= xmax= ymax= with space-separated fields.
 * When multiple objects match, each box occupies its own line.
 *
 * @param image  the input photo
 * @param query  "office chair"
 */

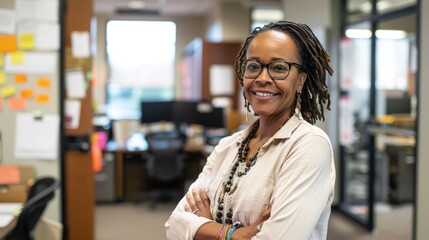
xmin=135 ymin=131 xmax=187 ymax=209
xmin=6 ymin=177 xmax=59 ymax=240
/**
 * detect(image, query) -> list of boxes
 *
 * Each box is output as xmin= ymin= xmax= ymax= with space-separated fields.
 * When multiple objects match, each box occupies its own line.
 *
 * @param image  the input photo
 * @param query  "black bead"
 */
xmin=217 ymin=212 xmax=223 ymax=218
xmin=225 ymin=187 xmax=230 ymax=192
xmin=216 ymin=218 xmax=222 ymax=223
xmin=226 ymin=219 xmax=233 ymax=224
xmin=227 ymin=211 xmax=233 ymax=218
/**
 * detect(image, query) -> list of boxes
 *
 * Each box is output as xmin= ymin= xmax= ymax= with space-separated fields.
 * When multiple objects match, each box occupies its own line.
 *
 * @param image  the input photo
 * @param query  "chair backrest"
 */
xmin=145 ymin=131 xmax=186 ymax=182
xmin=7 ymin=177 xmax=59 ymax=240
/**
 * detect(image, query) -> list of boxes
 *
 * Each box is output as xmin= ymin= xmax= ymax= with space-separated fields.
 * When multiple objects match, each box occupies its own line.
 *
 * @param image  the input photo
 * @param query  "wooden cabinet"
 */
xmin=180 ymin=38 xmax=242 ymax=111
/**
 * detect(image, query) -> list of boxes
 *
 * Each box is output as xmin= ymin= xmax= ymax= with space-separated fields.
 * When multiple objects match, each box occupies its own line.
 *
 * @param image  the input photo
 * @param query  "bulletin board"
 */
xmin=0 ymin=0 xmax=62 ymax=220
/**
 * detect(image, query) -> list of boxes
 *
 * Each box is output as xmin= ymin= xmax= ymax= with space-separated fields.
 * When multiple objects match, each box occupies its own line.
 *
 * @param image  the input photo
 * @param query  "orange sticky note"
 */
xmin=20 ymin=89 xmax=33 ymax=99
xmin=0 ymin=35 xmax=17 ymax=52
xmin=1 ymin=85 xmax=16 ymax=98
xmin=37 ymin=78 xmax=51 ymax=88
xmin=0 ymin=71 xmax=6 ymax=85
xmin=19 ymin=33 xmax=35 ymax=50
xmin=9 ymin=97 xmax=26 ymax=111
xmin=0 ymin=166 xmax=20 ymax=184
xmin=36 ymin=94 xmax=50 ymax=103
xmin=10 ymin=51 xmax=25 ymax=64
xmin=0 ymin=98 xmax=3 ymax=109
xmin=14 ymin=74 xmax=27 ymax=84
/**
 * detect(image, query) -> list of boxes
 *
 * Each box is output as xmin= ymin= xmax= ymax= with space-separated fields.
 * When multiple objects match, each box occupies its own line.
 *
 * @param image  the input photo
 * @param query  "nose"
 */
xmin=255 ymin=66 xmax=273 ymax=84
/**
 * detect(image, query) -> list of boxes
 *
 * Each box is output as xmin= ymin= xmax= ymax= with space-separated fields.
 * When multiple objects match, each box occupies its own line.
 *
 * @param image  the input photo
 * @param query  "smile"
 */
xmin=253 ymin=91 xmax=277 ymax=97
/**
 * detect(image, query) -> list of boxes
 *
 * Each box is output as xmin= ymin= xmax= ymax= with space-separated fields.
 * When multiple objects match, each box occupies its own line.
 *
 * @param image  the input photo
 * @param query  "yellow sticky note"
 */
xmin=0 ymin=53 xmax=4 ymax=67
xmin=37 ymin=78 xmax=51 ymax=88
xmin=14 ymin=74 xmax=27 ymax=84
xmin=1 ymin=85 xmax=16 ymax=98
xmin=20 ymin=89 xmax=33 ymax=99
xmin=10 ymin=51 xmax=25 ymax=64
xmin=0 ymin=71 xmax=6 ymax=85
xmin=36 ymin=94 xmax=50 ymax=104
xmin=9 ymin=97 xmax=26 ymax=111
xmin=0 ymin=35 xmax=17 ymax=52
xmin=19 ymin=33 xmax=35 ymax=50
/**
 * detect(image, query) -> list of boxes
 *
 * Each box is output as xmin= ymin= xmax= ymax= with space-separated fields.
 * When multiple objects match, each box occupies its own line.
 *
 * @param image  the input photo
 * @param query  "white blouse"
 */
xmin=165 ymin=114 xmax=336 ymax=240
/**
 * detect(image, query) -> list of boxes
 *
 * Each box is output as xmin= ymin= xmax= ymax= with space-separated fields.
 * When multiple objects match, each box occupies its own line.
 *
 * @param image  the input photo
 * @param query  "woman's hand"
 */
xmin=184 ymin=188 xmax=213 ymax=220
xmin=233 ymin=205 xmax=271 ymax=240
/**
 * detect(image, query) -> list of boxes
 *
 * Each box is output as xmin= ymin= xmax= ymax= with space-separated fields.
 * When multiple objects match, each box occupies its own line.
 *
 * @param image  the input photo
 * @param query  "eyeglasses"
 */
xmin=240 ymin=60 xmax=304 ymax=80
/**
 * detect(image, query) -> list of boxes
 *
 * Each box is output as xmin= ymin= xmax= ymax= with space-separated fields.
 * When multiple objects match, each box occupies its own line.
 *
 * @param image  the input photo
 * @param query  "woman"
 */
xmin=165 ymin=20 xmax=335 ymax=240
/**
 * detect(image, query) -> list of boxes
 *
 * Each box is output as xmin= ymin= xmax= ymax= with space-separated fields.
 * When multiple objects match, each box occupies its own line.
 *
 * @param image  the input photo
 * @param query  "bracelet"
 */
xmin=219 ymin=224 xmax=229 ymax=240
xmin=222 ymin=225 xmax=232 ymax=240
xmin=226 ymin=226 xmax=237 ymax=240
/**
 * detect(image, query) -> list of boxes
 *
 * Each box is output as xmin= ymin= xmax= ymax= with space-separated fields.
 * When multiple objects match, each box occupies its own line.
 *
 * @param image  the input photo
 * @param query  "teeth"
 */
xmin=255 ymin=92 xmax=274 ymax=97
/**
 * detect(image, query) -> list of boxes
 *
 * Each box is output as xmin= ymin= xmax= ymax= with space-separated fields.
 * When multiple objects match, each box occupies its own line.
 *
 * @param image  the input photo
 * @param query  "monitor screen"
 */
xmin=172 ymin=101 xmax=225 ymax=128
xmin=140 ymin=101 xmax=174 ymax=123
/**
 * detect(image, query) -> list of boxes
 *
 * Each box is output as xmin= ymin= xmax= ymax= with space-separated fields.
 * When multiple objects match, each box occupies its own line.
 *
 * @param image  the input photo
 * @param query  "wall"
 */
xmin=0 ymin=0 xmax=61 ymax=221
xmin=416 ymin=0 xmax=429 ymax=239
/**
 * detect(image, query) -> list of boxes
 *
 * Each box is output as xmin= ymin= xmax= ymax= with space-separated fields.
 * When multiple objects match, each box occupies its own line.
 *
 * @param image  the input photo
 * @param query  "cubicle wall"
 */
xmin=0 ymin=0 xmax=62 ymax=221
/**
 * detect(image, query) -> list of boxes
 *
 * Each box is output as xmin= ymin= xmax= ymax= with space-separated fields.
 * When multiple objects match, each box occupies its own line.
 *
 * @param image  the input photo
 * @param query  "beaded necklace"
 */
xmin=215 ymin=115 xmax=293 ymax=224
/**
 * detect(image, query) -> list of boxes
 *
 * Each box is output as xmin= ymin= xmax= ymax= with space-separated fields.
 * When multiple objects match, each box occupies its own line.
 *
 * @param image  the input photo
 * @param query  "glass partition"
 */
xmin=339 ymin=21 xmax=373 ymax=228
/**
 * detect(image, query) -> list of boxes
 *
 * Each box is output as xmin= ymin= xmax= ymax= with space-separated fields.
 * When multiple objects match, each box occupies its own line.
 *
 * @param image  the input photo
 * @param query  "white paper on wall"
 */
xmin=14 ymin=113 xmax=59 ymax=160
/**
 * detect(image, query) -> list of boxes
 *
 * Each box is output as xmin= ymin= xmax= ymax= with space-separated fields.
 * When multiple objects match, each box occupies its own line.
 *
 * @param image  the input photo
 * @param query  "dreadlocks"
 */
xmin=234 ymin=21 xmax=333 ymax=125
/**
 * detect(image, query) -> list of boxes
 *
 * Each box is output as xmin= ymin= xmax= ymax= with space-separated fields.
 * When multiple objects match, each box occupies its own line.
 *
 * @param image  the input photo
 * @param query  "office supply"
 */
xmin=0 ymin=215 xmax=15 ymax=228
xmin=14 ymin=113 xmax=59 ymax=160
xmin=0 ymin=203 xmax=22 ymax=215
xmin=5 ymin=52 xmax=57 ymax=74
xmin=65 ymin=68 xmax=86 ymax=99
xmin=0 ymin=166 xmax=20 ymax=185
xmin=0 ymin=9 xmax=15 ymax=34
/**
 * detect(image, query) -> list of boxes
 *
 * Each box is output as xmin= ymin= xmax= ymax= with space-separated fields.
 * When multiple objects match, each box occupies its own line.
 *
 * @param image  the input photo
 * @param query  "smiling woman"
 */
xmin=105 ymin=20 xmax=176 ymax=120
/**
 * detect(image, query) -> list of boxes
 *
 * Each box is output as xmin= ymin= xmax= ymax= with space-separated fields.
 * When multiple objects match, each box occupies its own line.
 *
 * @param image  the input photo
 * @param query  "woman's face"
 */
xmin=243 ymin=30 xmax=307 ymax=119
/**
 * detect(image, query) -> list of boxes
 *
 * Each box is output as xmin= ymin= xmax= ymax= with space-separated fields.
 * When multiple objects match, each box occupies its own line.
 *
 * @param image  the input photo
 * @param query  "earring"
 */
xmin=296 ymin=92 xmax=302 ymax=111
xmin=295 ymin=92 xmax=302 ymax=118
xmin=244 ymin=99 xmax=249 ymax=122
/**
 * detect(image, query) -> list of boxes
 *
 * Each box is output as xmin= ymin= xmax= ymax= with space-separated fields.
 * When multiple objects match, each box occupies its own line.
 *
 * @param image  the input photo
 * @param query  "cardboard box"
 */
xmin=0 ymin=165 xmax=35 ymax=203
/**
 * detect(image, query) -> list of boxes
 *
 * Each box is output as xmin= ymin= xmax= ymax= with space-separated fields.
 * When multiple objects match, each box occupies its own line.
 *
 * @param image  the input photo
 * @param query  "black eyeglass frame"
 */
xmin=239 ymin=60 xmax=305 ymax=80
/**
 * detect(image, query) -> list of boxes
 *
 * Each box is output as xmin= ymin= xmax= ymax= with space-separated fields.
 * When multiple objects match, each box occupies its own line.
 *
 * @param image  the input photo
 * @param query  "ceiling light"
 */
xmin=375 ymin=30 xmax=407 ymax=39
xmin=128 ymin=1 xmax=146 ymax=9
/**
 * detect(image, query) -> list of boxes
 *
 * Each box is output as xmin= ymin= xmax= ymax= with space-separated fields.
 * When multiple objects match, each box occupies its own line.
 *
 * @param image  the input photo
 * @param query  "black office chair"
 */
xmin=136 ymin=131 xmax=187 ymax=209
xmin=6 ymin=177 xmax=59 ymax=240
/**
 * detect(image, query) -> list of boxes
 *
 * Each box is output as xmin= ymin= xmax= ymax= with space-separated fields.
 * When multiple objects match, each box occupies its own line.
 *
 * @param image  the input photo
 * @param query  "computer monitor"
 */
xmin=172 ymin=101 xmax=225 ymax=129
xmin=140 ymin=101 xmax=174 ymax=124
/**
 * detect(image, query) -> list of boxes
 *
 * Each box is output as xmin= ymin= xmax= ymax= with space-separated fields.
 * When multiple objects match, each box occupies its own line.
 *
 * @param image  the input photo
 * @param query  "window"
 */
xmin=105 ymin=20 xmax=177 ymax=119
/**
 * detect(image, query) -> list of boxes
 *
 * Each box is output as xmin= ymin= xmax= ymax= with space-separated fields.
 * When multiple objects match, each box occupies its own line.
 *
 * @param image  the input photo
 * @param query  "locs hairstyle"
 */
xmin=234 ymin=21 xmax=334 ymax=125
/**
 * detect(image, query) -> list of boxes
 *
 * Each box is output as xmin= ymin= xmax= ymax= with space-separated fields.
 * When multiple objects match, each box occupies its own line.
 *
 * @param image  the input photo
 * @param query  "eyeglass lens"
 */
xmin=241 ymin=61 xmax=292 ymax=80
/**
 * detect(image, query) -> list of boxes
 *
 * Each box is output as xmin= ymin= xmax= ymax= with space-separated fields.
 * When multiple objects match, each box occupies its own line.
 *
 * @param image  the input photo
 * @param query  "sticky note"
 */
xmin=0 ymin=53 xmax=4 ymax=67
xmin=10 ymin=51 xmax=25 ymax=64
xmin=36 ymin=94 xmax=50 ymax=103
xmin=9 ymin=97 xmax=26 ymax=111
xmin=14 ymin=74 xmax=27 ymax=84
xmin=0 ymin=35 xmax=17 ymax=52
xmin=36 ymin=77 xmax=51 ymax=88
xmin=19 ymin=33 xmax=35 ymax=50
xmin=0 ymin=166 xmax=20 ymax=184
xmin=0 ymin=98 xmax=3 ymax=109
xmin=0 ymin=71 xmax=6 ymax=85
xmin=20 ymin=89 xmax=33 ymax=99
xmin=1 ymin=85 xmax=16 ymax=98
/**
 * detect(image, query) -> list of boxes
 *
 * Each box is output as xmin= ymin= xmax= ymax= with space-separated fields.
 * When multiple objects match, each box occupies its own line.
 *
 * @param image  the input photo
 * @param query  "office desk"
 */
xmin=0 ymin=217 xmax=17 ymax=239
xmin=105 ymin=136 xmax=207 ymax=202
